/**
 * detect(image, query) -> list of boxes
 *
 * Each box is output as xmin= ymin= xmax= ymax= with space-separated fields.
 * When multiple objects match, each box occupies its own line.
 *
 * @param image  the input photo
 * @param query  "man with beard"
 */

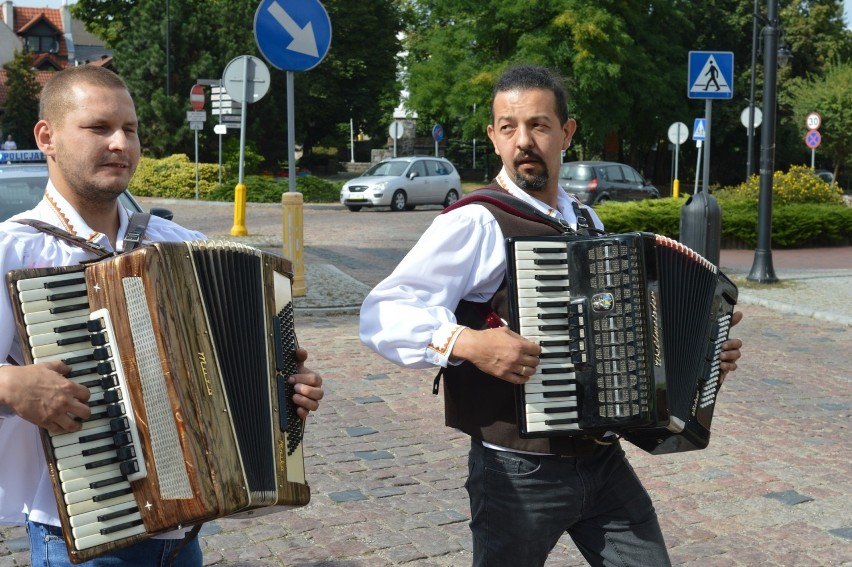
xmin=0 ymin=65 xmax=324 ymax=566
xmin=360 ymin=65 xmax=742 ymax=566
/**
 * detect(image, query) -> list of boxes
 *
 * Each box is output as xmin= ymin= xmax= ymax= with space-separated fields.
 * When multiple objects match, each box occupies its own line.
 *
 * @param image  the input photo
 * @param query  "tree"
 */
xmin=787 ymin=61 xmax=852 ymax=180
xmin=71 ymin=0 xmax=403 ymax=167
xmin=1 ymin=50 xmax=40 ymax=149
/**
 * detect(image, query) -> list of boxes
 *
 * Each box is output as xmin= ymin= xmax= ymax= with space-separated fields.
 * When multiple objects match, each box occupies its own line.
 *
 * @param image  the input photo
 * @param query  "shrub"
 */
xmin=207 ymin=174 xmax=341 ymax=204
xmin=715 ymin=165 xmax=844 ymax=205
xmin=130 ymin=155 xmax=220 ymax=199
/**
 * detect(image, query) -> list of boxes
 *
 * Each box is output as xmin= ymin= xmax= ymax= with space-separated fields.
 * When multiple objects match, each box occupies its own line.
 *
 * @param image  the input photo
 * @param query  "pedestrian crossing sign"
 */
xmin=692 ymin=118 xmax=706 ymax=141
xmin=688 ymin=51 xmax=734 ymax=100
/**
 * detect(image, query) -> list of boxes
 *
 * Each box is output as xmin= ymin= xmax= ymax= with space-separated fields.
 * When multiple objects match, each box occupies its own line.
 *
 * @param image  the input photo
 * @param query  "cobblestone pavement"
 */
xmin=2 ymin=199 xmax=850 ymax=566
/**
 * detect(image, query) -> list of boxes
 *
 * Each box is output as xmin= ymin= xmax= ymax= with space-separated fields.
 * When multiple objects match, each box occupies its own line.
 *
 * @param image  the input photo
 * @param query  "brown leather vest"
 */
xmin=440 ymin=193 xmax=599 ymax=456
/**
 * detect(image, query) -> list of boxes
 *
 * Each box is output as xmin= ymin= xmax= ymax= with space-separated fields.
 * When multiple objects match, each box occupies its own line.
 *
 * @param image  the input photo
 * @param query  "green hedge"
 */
xmin=207 ymin=174 xmax=341 ymax=203
xmin=129 ymin=155 xmax=221 ymax=200
xmin=595 ymin=197 xmax=852 ymax=248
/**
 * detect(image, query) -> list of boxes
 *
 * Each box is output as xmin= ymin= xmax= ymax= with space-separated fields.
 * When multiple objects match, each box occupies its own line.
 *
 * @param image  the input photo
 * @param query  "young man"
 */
xmin=0 ymin=65 xmax=324 ymax=565
xmin=360 ymin=65 xmax=743 ymax=566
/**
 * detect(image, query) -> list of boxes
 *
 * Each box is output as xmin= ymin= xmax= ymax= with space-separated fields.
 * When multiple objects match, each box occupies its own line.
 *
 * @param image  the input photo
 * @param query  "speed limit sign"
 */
xmin=806 ymin=112 xmax=821 ymax=131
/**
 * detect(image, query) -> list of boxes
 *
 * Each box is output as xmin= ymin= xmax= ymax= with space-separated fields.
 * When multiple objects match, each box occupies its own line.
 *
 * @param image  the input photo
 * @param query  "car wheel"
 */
xmin=443 ymin=189 xmax=459 ymax=208
xmin=390 ymin=190 xmax=407 ymax=212
xmin=594 ymin=195 xmax=610 ymax=205
xmin=347 ymin=205 xmax=362 ymax=212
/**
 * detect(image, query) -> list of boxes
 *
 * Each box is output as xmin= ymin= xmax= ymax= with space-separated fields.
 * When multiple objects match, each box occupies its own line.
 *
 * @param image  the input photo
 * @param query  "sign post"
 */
xmin=805 ymin=112 xmax=821 ymax=169
xmin=222 ymin=55 xmax=271 ymax=236
xmin=667 ymin=121 xmax=688 ymax=198
xmin=254 ymin=0 xmax=332 ymax=297
xmin=188 ymin=85 xmax=205 ymax=200
xmin=389 ymin=121 xmax=403 ymax=157
xmin=432 ymin=123 xmax=444 ymax=157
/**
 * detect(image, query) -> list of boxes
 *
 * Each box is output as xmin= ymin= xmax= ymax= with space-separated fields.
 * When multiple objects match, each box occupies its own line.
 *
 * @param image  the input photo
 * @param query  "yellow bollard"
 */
xmin=230 ymin=183 xmax=248 ymax=236
xmin=281 ymin=192 xmax=306 ymax=297
xmin=672 ymin=179 xmax=680 ymax=199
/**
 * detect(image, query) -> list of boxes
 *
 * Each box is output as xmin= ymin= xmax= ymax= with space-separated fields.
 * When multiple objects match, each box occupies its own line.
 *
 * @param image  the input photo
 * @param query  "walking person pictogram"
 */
xmin=704 ymin=62 xmax=721 ymax=91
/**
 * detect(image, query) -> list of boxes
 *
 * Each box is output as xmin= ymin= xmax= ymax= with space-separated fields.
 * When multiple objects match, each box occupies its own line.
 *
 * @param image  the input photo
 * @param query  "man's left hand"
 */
xmin=719 ymin=310 xmax=744 ymax=384
xmin=289 ymin=347 xmax=324 ymax=419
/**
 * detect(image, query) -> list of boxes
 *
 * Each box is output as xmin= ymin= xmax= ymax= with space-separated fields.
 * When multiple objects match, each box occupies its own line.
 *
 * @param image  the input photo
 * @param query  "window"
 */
xmin=427 ymin=160 xmax=449 ymax=176
xmin=26 ymin=34 xmax=59 ymax=54
xmin=408 ymin=160 xmax=427 ymax=178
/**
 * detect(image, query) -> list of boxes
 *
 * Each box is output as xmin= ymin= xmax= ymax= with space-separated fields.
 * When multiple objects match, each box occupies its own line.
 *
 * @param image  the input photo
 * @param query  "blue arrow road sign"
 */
xmin=254 ymin=0 xmax=332 ymax=71
xmin=432 ymin=124 xmax=444 ymax=143
xmin=688 ymin=51 xmax=734 ymax=100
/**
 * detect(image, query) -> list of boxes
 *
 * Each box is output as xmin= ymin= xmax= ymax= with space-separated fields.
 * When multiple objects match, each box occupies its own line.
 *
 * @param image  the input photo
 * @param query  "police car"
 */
xmin=0 ymin=149 xmax=172 ymax=221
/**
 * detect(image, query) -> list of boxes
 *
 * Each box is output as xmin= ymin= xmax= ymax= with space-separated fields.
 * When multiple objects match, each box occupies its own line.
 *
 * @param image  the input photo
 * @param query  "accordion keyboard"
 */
xmin=512 ymin=240 xmax=588 ymax=433
xmin=16 ymin=272 xmax=148 ymax=551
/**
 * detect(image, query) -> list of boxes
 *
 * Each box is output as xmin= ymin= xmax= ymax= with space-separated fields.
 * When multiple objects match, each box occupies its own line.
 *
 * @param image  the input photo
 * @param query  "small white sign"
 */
xmin=214 ymin=124 xmax=228 ymax=135
xmin=186 ymin=111 xmax=207 ymax=122
xmin=667 ymin=122 xmax=689 ymax=145
xmin=806 ymin=112 xmax=821 ymax=131
xmin=189 ymin=122 xmax=204 ymax=130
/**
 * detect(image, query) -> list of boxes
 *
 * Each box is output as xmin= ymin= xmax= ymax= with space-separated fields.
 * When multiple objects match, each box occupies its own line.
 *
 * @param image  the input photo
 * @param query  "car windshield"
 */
xmin=363 ymin=161 xmax=408 ymax=177
xmin=559 ymin=165 xmax=594 ymax=181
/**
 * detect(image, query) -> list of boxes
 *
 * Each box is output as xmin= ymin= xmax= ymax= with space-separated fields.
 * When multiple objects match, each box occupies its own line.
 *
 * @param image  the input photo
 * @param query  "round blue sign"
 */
xmin=254 ymin=0 xmax=332 ymax=72
xmin=432 ymin=124 xmax=444 ymax=143
xmin=805 ymin=130 xmax=821 ymax=149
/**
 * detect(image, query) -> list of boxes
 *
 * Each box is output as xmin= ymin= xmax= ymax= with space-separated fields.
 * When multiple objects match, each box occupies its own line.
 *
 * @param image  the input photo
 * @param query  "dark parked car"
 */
xmin=0 ymin=160 xmax=172 ymax=221
xmin=558 ymin=161 xmax=660 ymax=205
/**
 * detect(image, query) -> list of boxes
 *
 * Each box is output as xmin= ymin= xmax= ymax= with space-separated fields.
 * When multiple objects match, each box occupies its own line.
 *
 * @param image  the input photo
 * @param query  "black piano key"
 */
xmin=541 ymin=379 xmax=574 ymax=386
xmin=90 ymin=333 xmax=107 ymax=347
xmin=545 ymin=418 xmax=578 ymax=426
xmin=538 ymin=313 xmax=568 ymax=320
xmin=273 ymin=316 xmax=286 ymax=371
xmin=92 ymin=486 xmax=133 ymax=503
xmin=534 ymin=259 xmax=568 ymax=265
xmin=538 ymin=301 xmax=570 ymax=308
xmin=89 ymin=475 xmax=126 ymax=490
xmin=102 ymin=390 xmax=121 ymax=404
xmin=535 ymin=274 xmax=566 ymax=281
xmin=50 ymin=302 xmax=89 ymax=315
xmin=543 ymin=390 xmax=576 ymax=398
xmin=98 ymin=506 xmax=139 ymax=523
xmin=106 ymin=403 xmax=126 ymax=418
xmin=541 ymin=368 xmax=575 ymax=375
xmin=78 ymin=430 xmax=114 ymax=443
xmin=540 ymin=339 xmax=571 ymax=347
xmin=87 ymin=318 xmax=105 ymax=332
xmin=43 ymin=277 xmax=86 ymax=289
xmin=543 ymin=406 xmax=576 ymax=414
xmin=101 ymin=518 xmax=144 ymax=535
xmin=86 ymin=455 xmax=121 ymax=469
xmin=119 ymin=460 xmax=140 ymax=477
xmin=46 ymin=290 xmax=88 ymax=302
xmin=540 ymin=352 xmax=568 ymax=359
xmin=63 ymin=353 xmax=94 ymax=365
xmin=67 ymin=366 xmax=99 ymax=379
xmin=82 ymin=444 xmax=117 ymax=457
xmin=536 ymin=285 xmax=569 ymax=293
xmin=57 ymin=335 xmax=93 ymax=347
xmin=92 ymin=347 xmax=111 ymax=360
xmin=116 ymin=446 xmax=136 ymax=461
xmin=112 ymin=431 xmax=132 ymax=447
xmin=99 ymin=375 xmax=118 ymax=389
xmin=539 ymin=324 xmax=570 ymax=332
xmin=54 ymin=322 xmax=88 ymax=333
xmin=109 ymin=417 xmax=130 ymax=432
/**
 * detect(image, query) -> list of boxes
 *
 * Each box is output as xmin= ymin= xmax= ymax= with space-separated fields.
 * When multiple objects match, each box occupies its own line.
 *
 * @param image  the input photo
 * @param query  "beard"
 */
xmin=512 ymin=151 xmax=549 ymax=192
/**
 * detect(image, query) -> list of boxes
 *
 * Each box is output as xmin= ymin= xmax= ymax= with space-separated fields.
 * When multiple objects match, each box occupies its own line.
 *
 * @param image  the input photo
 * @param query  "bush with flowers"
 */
xmin=714 ymin=165 xmax=844 ymax=205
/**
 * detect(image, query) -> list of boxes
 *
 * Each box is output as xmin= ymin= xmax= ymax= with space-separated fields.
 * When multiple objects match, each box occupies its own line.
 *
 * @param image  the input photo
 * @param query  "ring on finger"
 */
xmin=520 ymin=365 xmax=527 ymax=376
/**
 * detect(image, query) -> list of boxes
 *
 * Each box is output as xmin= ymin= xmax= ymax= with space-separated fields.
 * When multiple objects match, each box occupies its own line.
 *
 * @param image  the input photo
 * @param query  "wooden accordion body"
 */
xmin=506 ymin=232 xmax=738 ymax=454
xmin=6 ymin=241 xmax=310 ymax=563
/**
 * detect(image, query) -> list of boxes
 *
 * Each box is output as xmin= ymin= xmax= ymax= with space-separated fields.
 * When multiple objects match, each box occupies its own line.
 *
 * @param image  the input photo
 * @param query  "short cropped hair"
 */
xmin=39 ymin=66 xmax=130 ymax=124
xmin=491 ymin=65 xmax=570 ymax=126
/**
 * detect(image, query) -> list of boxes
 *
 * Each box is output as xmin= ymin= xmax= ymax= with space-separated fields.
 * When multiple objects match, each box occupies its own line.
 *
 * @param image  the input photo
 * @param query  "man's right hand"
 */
xmin=450 ymin=327 xmax=542 ymax=384
xmin=0 ymin=361 xmax=91 ymax=433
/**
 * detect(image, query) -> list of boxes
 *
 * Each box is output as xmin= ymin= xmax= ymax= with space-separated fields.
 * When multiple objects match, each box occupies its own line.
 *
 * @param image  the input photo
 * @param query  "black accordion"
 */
xmin=506 ymin=232 xmax=738 ymax=454
xmin=6 ymin=241 xmax=309 ymax=563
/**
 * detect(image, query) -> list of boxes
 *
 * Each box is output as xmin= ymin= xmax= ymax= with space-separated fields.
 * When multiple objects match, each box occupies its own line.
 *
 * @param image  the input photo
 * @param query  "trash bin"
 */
xmin=679 ymin=191 xmax=721 ymax=266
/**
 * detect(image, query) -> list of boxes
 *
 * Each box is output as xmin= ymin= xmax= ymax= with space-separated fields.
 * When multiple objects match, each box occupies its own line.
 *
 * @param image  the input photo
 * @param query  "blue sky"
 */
xmin=11 ymin=0 xmax=852 ymax=28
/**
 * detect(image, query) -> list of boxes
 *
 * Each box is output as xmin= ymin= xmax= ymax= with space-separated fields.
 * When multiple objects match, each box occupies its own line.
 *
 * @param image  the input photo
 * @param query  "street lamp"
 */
xmin=747 ymin=0 xmax=787 ymax=283
xmin=746 ymin=1 xmax=793 ymax=180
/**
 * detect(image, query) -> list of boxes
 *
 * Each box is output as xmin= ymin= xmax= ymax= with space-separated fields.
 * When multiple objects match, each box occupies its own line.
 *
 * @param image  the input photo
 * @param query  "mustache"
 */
xmin=512 ymin=150 xmax=544 ymax=168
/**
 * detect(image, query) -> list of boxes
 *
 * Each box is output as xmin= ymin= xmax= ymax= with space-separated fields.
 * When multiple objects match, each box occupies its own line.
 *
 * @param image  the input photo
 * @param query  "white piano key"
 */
xmin=525 ymin=407 xmax=579 ymax=423
xmin=60 ymin=464 xmax=123 ymax=493
xmin=72 ymin=510 xmax=144 ymax=540
xmin=26 ymin=314 xmax=90 ymax=338
xmin=64 ymin=480 xmax=130 ymax=506
xmin=31 ymin=338 xmax=94 ymax=358
xmin=56 ymin=447 xmax=121 ymax=472
xmin=524 ymin=381 xmax=577 ymax=395
xmin=52 ymin=421 xmax=116 ymax=449
xmin=16 ymin=271 xmax=85 ymax=291
xmin=525 ymin=420 xmax=580 ymax=433
xmin=54 ymin=435 xmax=125 ymax=460
xmin=68 ymin=496 xmax=137 ymax=528
xmin=18 ymin=282 xmax=88 ymax=303
xmin=20 ymin=295 xmax=90 ymax=315
xmin=65 ymin=483 xmax=134 ymax=516
xmin=24 ymin=306 xmax=90 ymax=326
xmin=33 ymin=346 xmax=99 ymax=365
xmin=75 ymin=522 xmax=147 ymax=551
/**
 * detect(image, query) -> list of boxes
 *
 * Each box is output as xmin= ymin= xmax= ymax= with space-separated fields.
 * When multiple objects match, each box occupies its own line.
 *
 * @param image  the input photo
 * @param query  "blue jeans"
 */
xmin=466 ymin=439 xmax=671 ymax=567
xmin=26 ymin=519 xmax=202 ymax=567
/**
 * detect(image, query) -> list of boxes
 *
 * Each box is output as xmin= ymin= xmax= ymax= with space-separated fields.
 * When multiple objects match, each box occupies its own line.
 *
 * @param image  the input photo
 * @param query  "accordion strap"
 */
xmin=444 ymin=187 xmax=602 ymax=236
xmin=122 ymin=212 xmax=150 ymax=252
xmin=14 ymin=219 xmax=113 ymax=259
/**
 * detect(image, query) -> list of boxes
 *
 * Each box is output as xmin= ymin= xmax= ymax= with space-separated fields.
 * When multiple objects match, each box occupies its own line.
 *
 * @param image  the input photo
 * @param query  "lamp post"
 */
xmin=747 ymin=0 xmax=782 ymax=283
xmin=746 ymin=0 xmax=760 ymax=179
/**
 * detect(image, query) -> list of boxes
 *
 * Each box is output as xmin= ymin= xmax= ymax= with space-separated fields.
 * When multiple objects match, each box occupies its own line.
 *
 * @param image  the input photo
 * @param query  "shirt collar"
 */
xmin=494 ymin=166 xmax=581 ymax=227
xmin=43 ymin=181 xmax=130 ymax=252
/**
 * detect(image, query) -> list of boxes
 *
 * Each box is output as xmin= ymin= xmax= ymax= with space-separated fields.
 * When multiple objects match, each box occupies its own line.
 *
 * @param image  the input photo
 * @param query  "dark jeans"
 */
xmin=465 ymin=439 xmax=671 ymax=567
xmin=26 ymin=519 xmax=202 ymax=567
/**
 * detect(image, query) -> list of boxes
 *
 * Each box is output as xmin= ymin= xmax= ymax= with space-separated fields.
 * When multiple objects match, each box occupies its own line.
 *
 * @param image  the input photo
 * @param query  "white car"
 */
xmin=340 ymin=156 xmax=462 ymax=212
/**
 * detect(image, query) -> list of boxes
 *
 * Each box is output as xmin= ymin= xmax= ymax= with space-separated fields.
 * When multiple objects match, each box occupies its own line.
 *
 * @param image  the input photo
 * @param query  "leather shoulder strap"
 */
xmin=13 ymin=219 xmax=113 ymax=259
xmin=121 ymin=212 xmax=151 ymax=252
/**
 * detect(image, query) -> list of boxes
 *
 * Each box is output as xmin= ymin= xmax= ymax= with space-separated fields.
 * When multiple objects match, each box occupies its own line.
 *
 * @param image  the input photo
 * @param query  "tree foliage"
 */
xmin=403 ymin=0 xmax=852 ymax=186
xmin=786 ymin=61 xmax=852 ymax=179
xmin=1 ymin=50 xmax=40 ymax=148
xmin=71 ymin=0 xmax=403 ymax=165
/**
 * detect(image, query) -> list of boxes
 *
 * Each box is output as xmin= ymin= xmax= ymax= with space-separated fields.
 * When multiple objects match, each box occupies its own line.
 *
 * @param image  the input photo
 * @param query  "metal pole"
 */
xmin=350 ymin=117 xmax=355 ymax=163
xmin=748 ymin=0 xmax=780 ymax=283
xmin=703 ymin=101 xmax=712 ymax=194
xmin=165 ymin=0 xmax=170 ymax=96
xmin=288 ymin=72 xmax=296 ymax=193
xmin=746 ymin=0 xmax=759 ymax=179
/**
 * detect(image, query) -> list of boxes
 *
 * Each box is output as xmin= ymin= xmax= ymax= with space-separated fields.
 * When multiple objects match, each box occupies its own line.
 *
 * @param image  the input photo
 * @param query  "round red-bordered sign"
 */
xmin=190 ymin=84 xmax=205 ymax=111
xmin=805 ymin=130 xmax=821 ymax=149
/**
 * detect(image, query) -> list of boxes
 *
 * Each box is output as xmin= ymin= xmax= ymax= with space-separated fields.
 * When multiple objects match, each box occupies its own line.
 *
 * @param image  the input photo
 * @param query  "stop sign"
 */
xmin=190 ymin=84 xmax=205 ymax=111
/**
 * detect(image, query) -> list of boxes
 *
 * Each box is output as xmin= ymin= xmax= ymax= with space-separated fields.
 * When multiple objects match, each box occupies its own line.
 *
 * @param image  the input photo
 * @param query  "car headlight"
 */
xmin=372 ymin=181 xmax=388 ymax=192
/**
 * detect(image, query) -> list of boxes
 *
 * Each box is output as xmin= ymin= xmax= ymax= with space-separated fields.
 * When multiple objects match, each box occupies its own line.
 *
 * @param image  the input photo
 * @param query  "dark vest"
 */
xmin=440 ymin=192 xmax=599 ymax=456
